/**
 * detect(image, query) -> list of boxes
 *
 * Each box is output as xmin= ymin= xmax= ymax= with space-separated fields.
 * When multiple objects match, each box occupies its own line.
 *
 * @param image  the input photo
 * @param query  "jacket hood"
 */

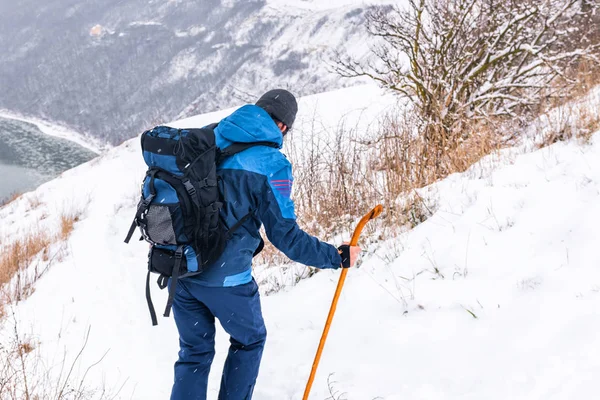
xmin=214 ymin=105 xmax=283 ymax=149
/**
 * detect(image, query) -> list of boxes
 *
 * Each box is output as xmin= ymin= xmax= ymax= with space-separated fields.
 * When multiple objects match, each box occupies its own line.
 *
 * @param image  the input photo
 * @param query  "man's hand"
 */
xmin=337 ymin=243 xmax=361 ymax=268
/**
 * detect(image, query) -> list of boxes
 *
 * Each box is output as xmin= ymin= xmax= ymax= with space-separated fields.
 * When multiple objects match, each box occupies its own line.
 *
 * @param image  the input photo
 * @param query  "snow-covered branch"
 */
xmin=336 ymin=0 xmax=600 ymax=144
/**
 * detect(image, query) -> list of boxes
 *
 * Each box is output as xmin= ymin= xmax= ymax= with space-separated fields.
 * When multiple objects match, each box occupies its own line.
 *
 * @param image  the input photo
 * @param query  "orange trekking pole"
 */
xmin=302 ymin=205 xmax=383 ymax=400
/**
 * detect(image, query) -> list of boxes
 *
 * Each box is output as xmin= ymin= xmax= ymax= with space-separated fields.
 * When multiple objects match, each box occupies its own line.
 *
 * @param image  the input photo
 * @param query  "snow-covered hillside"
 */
xmin=0 ymin=0 xmax=394 ymax=144
xmin=2 ymin=84 xmax=600 ymax=399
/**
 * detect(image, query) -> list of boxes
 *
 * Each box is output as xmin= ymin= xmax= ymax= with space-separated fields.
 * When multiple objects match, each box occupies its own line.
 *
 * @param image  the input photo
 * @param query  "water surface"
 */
xmin=0 ymin=117 xmax=97 ymax=202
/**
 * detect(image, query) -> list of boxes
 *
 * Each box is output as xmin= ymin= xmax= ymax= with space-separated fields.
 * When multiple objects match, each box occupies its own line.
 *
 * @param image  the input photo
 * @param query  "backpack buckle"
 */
xmin=182 ymin=179 xmax=197 ymax=196
xmin=175 ymin=247 xmax=184 ymax=259
xmin=142 ymin=194 xmax=155 ymax=207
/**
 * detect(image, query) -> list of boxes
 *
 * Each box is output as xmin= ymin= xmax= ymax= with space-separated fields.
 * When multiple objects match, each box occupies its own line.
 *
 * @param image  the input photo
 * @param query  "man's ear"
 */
xmin=277 ymin=121 xmax=288 ymax=134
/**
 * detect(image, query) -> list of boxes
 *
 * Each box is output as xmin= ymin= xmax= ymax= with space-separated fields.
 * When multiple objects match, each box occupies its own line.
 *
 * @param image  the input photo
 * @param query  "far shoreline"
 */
xmin=0 ymin=110 xmax=107 ymax=154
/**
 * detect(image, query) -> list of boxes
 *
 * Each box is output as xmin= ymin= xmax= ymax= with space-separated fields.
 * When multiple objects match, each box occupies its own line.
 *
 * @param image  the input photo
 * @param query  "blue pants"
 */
xmin=170 ymin=279 xmax=267 ymax=400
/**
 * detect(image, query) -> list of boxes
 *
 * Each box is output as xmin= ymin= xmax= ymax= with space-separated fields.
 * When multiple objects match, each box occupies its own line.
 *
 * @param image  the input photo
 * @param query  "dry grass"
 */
xmin=287 ymin=70 xmax=598 ymax=244
xmin=261 ymin=75 xmax=597 ymax=290
xmin=252 ymin=110 xmax=503 ymax=281
xmin=535 ymin=60 xmax=600 ymax=147
xmin=536 ymin=100 xmax=600 ymax=148
xmin=287 ymin=110 xmax=503 ymax=239
xmin=579 ymin=108 xmax=600 ymax=143
xmin=17 ymin=339 xmax=35 ymax=356
xmin=0 ymin=232 xmax=52 ymax=315
xmin=0 ymin=208 xmax=83 ymax=318
xmin=0 ymin=192 xmax=22 ymax=208
xmin=0 ymin=317 xmax=122 ymax=400
xmin=564 ymin=60 xmax=600 ymax=102
xmin=59 ymin=213 xmax=80 ymax=241
xmin=0 ymin=232 xmax=52 ymax=294
xmin=26 ymin=195 xmax=42 ymax=211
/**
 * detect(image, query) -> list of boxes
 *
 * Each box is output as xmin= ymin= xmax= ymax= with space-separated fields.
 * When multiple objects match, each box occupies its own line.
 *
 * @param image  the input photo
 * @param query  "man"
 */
xmin=170 ymin=89 xmax=361 ymax=400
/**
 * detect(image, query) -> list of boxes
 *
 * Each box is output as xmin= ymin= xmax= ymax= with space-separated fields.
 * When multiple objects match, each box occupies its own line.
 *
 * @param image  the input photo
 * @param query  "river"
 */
xmin=0 ymin=116 xmax=98 ymax=203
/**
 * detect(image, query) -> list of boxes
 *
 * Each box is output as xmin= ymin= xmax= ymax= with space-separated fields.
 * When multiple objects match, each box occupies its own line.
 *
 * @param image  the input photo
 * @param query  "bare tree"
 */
xmin=337 ymin=0 xmax=600 ymax=145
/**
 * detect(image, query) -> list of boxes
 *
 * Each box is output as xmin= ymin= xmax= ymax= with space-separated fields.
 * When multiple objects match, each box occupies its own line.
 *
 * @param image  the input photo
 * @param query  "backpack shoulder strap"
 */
xmin=218 ymin=141 xmax=279 ymax=163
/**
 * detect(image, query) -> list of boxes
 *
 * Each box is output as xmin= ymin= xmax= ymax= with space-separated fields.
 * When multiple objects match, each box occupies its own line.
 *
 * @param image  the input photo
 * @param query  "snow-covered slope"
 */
xmin=2 ymin=85 xmax=600 ymax=399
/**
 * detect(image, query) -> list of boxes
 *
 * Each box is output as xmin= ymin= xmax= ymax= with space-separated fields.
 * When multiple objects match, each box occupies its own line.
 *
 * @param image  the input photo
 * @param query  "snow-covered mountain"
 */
xmin=0 ymin=0 xmax=391 ymax=145
xmin=2 ymin=84 xmax=600 ymax=399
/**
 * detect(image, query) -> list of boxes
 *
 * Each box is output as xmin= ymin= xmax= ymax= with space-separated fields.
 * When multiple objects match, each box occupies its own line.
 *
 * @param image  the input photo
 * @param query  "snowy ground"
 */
xmin=2 ymin=84 xmax=600 ymax=399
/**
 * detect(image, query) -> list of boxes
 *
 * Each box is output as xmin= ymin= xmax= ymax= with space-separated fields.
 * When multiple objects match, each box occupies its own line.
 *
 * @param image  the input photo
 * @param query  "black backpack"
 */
xmin=124 ymin=124 xmax=275 ymax=325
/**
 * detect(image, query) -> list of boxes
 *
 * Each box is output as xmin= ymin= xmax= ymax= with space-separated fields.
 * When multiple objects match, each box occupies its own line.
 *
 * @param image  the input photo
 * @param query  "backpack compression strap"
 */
xmin=163 ymin=246 xmax=183 ymax=318
xmin=146 ymin=271 xmax=159 ymax=326
xmin=124 ymin=169 xmax=158 ymax=244
xmin=146 ymin=246 xmax=184 ymax=326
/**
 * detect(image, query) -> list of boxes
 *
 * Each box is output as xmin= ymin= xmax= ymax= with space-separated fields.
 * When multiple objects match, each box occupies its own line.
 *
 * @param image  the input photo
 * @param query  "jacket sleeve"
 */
xmin=256 ymin=162 xmax=342 ymax=269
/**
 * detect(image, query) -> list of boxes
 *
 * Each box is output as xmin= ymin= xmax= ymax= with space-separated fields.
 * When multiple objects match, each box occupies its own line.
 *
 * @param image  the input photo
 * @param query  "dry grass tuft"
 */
xmin=17 ymin=338 xmax=36 ymax=356
xmin=59 ymin=213 xmax=80 ymax=241
xmin=536 ymin=102 xmax=600 ymax=148
xmin=0 ymin=209 xmax=83 ymax=317
xmin=577 ymin=108 xmax=600 ymax=144
xmin=0 ymin=192 xmax=22 ymax=208
xmin=0 ymin=233 xmax=52 ymax=292
xmin=565 ymin=60 xmax=600 ymax=101
xmin=0 ymin=232 xmax=53 ymax=312
xmin=26 ymin=196 xmax=42 ymax=211
xmin=0 ymin=318 xmax=121 ymax=400
xmin=536 ymin=61 xmax=600 ymax=147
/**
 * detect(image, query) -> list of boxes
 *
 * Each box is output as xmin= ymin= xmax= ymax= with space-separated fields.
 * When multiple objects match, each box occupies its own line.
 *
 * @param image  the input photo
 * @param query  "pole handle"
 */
xmin=349 ymin=204 xmax=383 ymax=246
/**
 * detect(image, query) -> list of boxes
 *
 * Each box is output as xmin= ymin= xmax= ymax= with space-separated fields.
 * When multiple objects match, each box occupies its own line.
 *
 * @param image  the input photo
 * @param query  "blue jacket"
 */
xmin=188 ymin=105 xmax=342 ymax=287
